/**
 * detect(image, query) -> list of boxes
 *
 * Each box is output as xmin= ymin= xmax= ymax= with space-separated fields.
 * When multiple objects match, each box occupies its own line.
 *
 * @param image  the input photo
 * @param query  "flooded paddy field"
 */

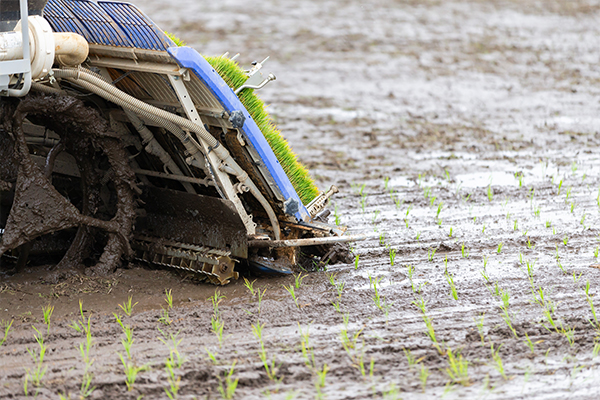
xmin=2 ymin=0 xmax=600 ymax=398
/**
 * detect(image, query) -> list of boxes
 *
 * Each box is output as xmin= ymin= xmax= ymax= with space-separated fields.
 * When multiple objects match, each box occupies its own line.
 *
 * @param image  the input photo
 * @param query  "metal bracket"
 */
xmin=234 ymin=56 xmax=276 ymax=95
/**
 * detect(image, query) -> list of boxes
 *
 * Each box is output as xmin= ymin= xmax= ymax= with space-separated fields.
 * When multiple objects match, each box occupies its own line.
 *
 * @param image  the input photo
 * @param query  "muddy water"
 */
xmin=2 ymin=0 xmax=600 ymax=398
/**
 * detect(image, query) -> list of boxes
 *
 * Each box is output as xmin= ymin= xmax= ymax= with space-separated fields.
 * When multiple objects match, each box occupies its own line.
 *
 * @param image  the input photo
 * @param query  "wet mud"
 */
xmin=2 ymin=0 xmax=600 ymax=398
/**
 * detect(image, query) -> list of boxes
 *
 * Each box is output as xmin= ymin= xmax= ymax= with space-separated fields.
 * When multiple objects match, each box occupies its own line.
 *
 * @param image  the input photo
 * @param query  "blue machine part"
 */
xmin=98 ymin=1 xmax=173 ymax=51
xmin=43 ymin=0 xmax=92 ymax=40
xmin=168 ymin=46 xmax=311 ymax=222
xmin=44 ymin=0 xmax=173 ymax=50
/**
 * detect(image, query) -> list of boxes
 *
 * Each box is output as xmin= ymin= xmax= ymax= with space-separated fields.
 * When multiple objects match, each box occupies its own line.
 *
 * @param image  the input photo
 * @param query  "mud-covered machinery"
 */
xmin=0 ymin=0 xmax=358 ymax=284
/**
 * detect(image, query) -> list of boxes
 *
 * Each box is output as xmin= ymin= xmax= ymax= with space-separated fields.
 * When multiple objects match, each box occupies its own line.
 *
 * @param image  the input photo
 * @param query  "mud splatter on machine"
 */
xmin=0 ymin=0 xmax=361 ymax=284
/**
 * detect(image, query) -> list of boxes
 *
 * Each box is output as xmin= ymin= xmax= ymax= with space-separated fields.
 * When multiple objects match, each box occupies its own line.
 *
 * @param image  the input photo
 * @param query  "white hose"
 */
xmin=53 ymin=68 xmax=281 ymax=240
xmin=124 ymin=110 xmax=196 ymax=194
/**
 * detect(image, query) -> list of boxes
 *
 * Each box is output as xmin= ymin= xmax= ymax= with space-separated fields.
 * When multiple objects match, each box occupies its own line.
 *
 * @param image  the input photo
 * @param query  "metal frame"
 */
xmin=0 ymin=0 xmax=32 ymax=97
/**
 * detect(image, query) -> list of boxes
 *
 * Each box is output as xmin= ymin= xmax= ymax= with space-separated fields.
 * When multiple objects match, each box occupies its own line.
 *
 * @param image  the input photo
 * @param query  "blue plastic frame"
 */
xmin=168 ymin=46 xmax=310 ymax=221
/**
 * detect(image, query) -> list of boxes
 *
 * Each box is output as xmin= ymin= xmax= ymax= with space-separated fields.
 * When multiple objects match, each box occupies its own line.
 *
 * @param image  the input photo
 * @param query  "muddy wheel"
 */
xmin=0 ymin=93 xmax=138 ymax=277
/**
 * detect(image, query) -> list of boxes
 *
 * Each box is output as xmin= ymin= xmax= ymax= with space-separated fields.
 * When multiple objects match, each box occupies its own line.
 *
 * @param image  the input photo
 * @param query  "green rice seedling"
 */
xmin=256 ymin=288 xmax=267 ymax=314
xmin=506 ymin=211 xmax=511 ymax=220
xmin=118 ymin=296 xmax=138 ymax=317
xmin=563 ymin=235 xmax=569 ymax=246
xmin=415 ymin=231 xmax=421 ymax=241
xmin=482 ymin=223 xmax=486 ymax=233
xmin=314 ymin=364 xmax=329 ymax=398
xmin=449 ymin=226 xmax=453 ymax=237
xmin=251 ymin=321 xmax=279 ymax=382
xmin=211 ymin=316 xmax=225 ymax=347
xmin=328 ymin=272 xmax=337 ymax=287
xmin=518 ymin=252 xmax=523 ymax=265
xmin=517 ymin=172 xmax=524 ymax=187
xmin=423 ymin=186 xmax=431 ymax=200
xmin=571 ymin=161 xmax=578 ymax=175
xmin=159 ymin=289 xmax=174 ymax=326
xmin=243 ymin=278 xmax=257 ymax=296
xmin=573 ymin=271 xmax=583 ymax=283
xmin=26 ymin=326 xmax=48 ymax=387
xmin=118 ymin=353 xmax=148 ymax=392
xmin=298 ymin=323 xmax=315 ymax=369
xmin=388 ymin=248 xmax=397 ymax=268
xmin=164 ymin=353 xmax=182 ymax=399
xmin=158 ymin=328 xmax=185 ymax=368
xmin=526 ymin=259 xmax=536 ymax=279
xmin=205 ymin=55 xmax=318 ymax=204
xmin=379 ymin=232 xmax=386 ymax=245
xmin=445 ymin=270 xmax=458 ymax=300
xmin=403 ymin=348 xmax=423 ymax=369
xmin=483 ymin=255 xmax=488 ymax=269
xmin=41 ymin=305 xmax=54 ymax=336
xmin=335 ymin=281 xmax=345 ymax=299
xmin=412 ymin=297 xmax=438 ymax=347
xmin=428 ymin=247 xmax=437 ymax=261
xmin=443 ymin=256 xmax=448 ymax=272
xmin=565 ymin=186 xmax=572 ymax=202
xmin=490 ymin=344 xmax=507 ymax=379
xmin=562 ymin=325 xmax=576 ymax=347
xmin=406 ymin=204 xmax=413 ymax=217
xmin=331 ymin=300 xmax=342 ymax=313
xmin=533 ymin=286 xmax=558 ymax=332
xmin=406 ymin=264 xmax=417 ymax=293
xmin=475 ymin=314 xmax=485 ymax=344
xmin=217 ymin=361 xmax=239 ymax=400
xmin=557 ymin=179 xmax=563 ymax=195
xmin=593 ymin=341 xmax=600 ymax=358
xmin=383 ymin=382 xmax=401 ymax=400
xmin=384 ymin=176 xmax=390 ymax=190
xmin=0 ymin=319 xmax=13 ymax=347
xmin=74 ymin=304 xmax=95 ymax=399
xmin=394 ymin=196 xmax=403 ymax=209
xmin=534 ymin=206 xmax=541 ymax=218
xmin=436 ymin=202 xmax=443 ymax=218
xmin=294 ymin=273 xmax=307 ymax=289
xmin=594 ymin=246 xmax=599 ymax=258
xmin=571 ymin=201 xmax=576 ymax=213
xmin=430 ymin=196 xmax=437 ymax=207
xmin=526 ymin=237 xmax=535 ymax=249
xmin=404 ymin=217 xmax=409 ymax=228
xmin=546 ymin=220 xmax=552 ymax=228
xmin=354 ymin=254 xmax=360 ymax=270
xmin=513 ymin=219 xmax=518 ymax=231
xmin=419 ymin=364 xmax=429 ymax=392
xmin=497 ymin=242 xmax=503 ymax=254
xmin=114 ymin=314 xmax=135 ymax=359
xmin=333 ymin=203 xmax=341 ymax=226
xmin=339 ymin=314 xmax=364 ymax=356
xmin=584 ymin=280 xmax=598 ymax=327
xmin=360 ymin=195 xmax=367 ymax=213
xmin=372 ymin=210 xmax=380 ymax=224
xmin=487 ymin=185 xmax=493 ymax=202
xmin=445 ymin=347 xmax=470 ymax=386
xmin=499 ymin=289 xmax=517 ymax=337
xmin=523 ymin=332 xmax=538 ymax=354
xmin=205 ymin=348 xmax=218 ymax=364
xmin=461 ymin=243 xmax=469 ymax=258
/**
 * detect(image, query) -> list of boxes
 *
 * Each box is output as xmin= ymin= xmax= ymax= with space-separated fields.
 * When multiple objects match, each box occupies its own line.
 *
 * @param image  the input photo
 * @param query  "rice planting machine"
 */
xmin=0 ymin=0 xmax=358 ymax=284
